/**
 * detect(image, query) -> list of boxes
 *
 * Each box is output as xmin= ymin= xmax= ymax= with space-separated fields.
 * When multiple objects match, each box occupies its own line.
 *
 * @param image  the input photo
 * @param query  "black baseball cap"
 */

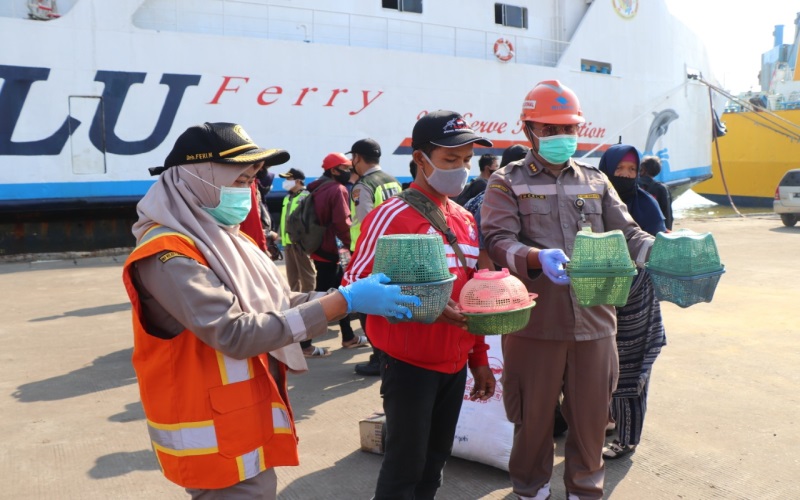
xmin=278 ymin=168 xmax=306 ymax=181
xmin=149 ymin=122 xmax=290 ymax=176
xmin=411 ymin=110 xmax=493 ymax=149
xmin=347 ymin=138 xmax=381 ymax=158
xmin=500 ymin=144 xmax=529 ymax=167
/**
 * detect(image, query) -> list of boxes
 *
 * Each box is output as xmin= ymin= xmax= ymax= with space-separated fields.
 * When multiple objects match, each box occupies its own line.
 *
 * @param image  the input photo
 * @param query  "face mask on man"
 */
xmin=420 ymin=152 xmax=469 ymax=197
xmin=181 ymin=167 xmax=253 ymax=225
xmin=282 ymin=179 xmax=296 ymax=192
xmin=527 ymin=124 xmax=578 ymax=165
xmin=332 ymin=168 xmax=351 ymax=185
xmin=535 ymin=134 xmax=578 ymax=164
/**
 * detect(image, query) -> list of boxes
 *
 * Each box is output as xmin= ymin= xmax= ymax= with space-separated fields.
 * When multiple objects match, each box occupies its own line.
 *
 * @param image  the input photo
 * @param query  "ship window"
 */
xmin=382 ymin=0 xmax=423 ymax=14
xmin=580 ymin=58 xmax=612 ymax=75
xmin=494 ymin=3 xmax=527 ymax=29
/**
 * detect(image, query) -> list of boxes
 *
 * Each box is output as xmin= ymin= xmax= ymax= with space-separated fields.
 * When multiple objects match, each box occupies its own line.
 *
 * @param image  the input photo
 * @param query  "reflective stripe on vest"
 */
xmin=350 ymin=172 xmax=402 ymax=250
xmin=122 ymin=226 xmax=299 ymax=489
xmin=280 ymin=190 xmax=308 ymax=245
xmin=148 ymin=403 xmax=292 ymax=456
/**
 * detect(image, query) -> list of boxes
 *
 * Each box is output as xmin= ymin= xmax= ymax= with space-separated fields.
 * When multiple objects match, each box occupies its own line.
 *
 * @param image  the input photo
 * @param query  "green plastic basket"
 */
xmin=386 ymin=274 xmax=456 ymax=324
xmin=568 ymin=271 xmax=637 ymax=307
xmin=645 ymin=229 xmax=724 ymax=307
xmin=569 ymin=229 xmax=635 ymax=272
xmin=464 ymin=302 xmax=536 ymax=335
xmin=373 ymin=234 xmax=450 ymax=283
xmin=647 ymin=268 xmax=725 ymax=308
xmin=646 ymin=229 xmax=723 ymax=276
xmin=567 ymin=230 xmax=637 ymax=307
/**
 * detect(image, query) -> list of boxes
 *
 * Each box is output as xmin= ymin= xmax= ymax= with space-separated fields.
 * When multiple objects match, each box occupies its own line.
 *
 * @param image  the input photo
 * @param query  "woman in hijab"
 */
xmin=122 ymin=122 xmax=418 ymax=499
xmin=597 ymin=144 xmax=667 ymax=459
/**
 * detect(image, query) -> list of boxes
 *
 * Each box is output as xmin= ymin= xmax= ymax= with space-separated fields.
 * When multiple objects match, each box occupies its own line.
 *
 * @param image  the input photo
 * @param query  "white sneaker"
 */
xmin=518 ymin=483 xmax=550 ymax=500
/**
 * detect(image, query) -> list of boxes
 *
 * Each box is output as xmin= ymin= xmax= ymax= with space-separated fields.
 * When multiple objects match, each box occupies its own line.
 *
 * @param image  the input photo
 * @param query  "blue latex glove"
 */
xmin=538 ymin=248 xmax=571 ymax=285
xmin=338 ymin=273 xmax=421 ymax=319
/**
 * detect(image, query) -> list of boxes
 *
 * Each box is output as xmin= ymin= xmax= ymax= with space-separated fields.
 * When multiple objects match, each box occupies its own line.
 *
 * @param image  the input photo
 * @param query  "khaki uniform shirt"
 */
xmin=133 ymin=254 xmax=330 ymax=360
xmin=481 ymin=152 xmax=654 ymax=341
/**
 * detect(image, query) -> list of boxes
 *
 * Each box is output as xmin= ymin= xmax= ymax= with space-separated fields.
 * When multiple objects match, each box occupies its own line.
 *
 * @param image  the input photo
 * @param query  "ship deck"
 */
xmin=1 ymin=214 xmax=798 ymax=499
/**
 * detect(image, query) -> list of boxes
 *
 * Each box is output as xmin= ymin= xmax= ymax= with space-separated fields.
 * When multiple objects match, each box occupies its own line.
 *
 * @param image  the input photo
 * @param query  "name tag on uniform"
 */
xmin=576 ymin=193 xmax=600 ymax=199
xmin=488 ymin=183 xmax=509 ymax=193
xmin=159 ymin=251 xmax=186 ymax=263
xmin=519 ymin=193 xmax=546 ymax=200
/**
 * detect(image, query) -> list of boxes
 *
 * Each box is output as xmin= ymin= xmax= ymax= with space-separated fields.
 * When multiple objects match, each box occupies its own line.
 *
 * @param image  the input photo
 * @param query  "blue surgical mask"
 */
xmin=181 ymin=167 xmax=253 ymax=225
xmin=534 ymin=134 xmax=578 ymax=165
xmin=204 ymin=186 xmax=252 ymax=225
xmin=421 ymin=152 xmax=469 ymax=197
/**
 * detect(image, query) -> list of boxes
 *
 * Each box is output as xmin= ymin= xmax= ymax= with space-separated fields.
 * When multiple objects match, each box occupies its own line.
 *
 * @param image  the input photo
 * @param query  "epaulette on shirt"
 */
xmin=571 ymin=159 xmax=601 ymax=172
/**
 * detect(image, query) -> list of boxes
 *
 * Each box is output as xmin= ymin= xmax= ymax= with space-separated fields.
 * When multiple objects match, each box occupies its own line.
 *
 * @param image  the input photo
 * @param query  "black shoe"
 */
xmin=355 ymin=359 xmax=381 ymax=376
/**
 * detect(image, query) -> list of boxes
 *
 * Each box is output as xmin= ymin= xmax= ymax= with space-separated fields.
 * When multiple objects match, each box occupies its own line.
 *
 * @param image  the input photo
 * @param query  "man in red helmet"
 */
xmin=481 ymin=80 xmax=655 ymax=499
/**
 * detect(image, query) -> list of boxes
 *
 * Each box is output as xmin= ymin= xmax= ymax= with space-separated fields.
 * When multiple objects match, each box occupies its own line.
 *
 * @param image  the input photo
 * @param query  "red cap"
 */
xmin=322 ymin=152 xmax=351 ymax=170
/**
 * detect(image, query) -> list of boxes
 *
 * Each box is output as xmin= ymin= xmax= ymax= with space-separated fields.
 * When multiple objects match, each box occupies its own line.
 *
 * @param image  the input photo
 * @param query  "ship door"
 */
xmin=69 ymin=96 xmax=106 ymax=174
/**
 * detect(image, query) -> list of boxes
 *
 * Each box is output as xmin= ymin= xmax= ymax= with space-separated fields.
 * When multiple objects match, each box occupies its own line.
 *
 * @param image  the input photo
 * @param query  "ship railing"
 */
xmin=132 ymin=1 xmax=568 ymax=66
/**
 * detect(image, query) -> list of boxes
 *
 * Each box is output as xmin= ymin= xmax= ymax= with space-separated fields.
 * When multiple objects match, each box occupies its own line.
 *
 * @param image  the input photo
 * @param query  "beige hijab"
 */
xmin=133 ymin=162 xmax=307 ymax=372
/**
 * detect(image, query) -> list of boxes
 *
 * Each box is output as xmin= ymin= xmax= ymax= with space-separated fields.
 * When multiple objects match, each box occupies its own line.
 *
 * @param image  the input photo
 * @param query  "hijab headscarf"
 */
xmin=598 ymin=144 xmax=666 ymax=236
xmin=133 ymin=162 xmax=307 ymax=371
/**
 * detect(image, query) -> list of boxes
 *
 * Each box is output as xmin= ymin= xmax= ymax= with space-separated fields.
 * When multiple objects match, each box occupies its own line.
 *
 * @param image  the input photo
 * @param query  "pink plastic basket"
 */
xmin=459 ymin=268 xmax=535 ymax=313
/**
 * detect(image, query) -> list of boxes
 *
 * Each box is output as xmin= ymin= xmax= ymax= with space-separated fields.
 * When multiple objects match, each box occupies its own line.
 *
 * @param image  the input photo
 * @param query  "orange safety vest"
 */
xmin=121 ymin=227 xmax=299 ymax=489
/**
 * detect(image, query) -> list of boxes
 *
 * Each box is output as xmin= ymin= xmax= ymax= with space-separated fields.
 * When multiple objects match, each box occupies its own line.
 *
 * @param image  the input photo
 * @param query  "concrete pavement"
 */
xmin=1 ymin=214 xmax=798 ymax=499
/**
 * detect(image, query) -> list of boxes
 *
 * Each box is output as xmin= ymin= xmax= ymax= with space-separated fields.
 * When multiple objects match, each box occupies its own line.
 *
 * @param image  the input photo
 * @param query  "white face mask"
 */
xmin=282 ymin=179 xmax=296 ymax=191
xmin=420 ymin=152 xmax=469 ymax=197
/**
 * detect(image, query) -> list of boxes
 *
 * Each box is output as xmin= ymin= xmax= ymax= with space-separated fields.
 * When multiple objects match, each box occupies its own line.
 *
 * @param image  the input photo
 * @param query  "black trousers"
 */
xmin=374 ymin=354 xmax=467 ymax=500
xmin=301 ymin=259 xmax=354 ymax=349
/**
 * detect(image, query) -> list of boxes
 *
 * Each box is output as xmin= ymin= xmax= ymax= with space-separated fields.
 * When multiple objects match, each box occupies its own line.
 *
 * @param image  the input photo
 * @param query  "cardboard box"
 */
xmin=359 ymin=412 xmax=386 ymax=455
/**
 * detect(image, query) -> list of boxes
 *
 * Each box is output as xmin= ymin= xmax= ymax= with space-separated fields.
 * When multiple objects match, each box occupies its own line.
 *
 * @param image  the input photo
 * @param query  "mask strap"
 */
xmin=180 ymin=166 xmax=221 ymax=191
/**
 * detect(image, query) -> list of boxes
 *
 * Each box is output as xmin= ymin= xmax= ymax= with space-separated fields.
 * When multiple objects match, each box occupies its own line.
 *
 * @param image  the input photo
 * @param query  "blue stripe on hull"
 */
xmin=0 ymin=181 xmax=156 ymax=201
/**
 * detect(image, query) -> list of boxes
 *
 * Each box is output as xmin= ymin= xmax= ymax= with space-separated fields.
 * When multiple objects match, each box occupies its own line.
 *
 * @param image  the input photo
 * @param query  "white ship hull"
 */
xmin=1 ymin=0 xmax=718 ymax=210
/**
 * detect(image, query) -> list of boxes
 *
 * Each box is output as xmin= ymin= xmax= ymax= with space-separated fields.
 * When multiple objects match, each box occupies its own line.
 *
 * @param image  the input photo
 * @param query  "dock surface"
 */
xmin=1 ymin=215 xmax=798 ymax=499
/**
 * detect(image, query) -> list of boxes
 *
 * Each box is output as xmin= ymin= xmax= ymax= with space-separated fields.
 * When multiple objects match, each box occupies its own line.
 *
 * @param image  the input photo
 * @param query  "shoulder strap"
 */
xmin=396 ymin=189 xmax=468 ymax=271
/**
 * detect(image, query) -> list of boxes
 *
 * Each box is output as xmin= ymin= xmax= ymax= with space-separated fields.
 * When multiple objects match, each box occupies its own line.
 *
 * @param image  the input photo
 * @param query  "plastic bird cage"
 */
xmin=387 ymin=274 xmax=457 ymax=324
xmin=458 ymin=268 xmax=538 ymax=335
xmin=645 ymin=229 xmax=725 ymax=308
xmin=566 ymin=230 xmax=637 ymax=307
xmin=373 ymin=234 xmax=450 ymax=283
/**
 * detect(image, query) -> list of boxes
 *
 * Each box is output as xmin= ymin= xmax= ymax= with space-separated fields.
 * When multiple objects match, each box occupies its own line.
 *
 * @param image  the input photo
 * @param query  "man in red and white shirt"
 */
xmin=343 ymin=110 xmax=496 ymax=500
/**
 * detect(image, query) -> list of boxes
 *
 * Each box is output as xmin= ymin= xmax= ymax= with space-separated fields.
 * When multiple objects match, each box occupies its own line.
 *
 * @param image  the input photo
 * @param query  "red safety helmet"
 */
xmin=520 ymin=80 xmax=585 ymax=125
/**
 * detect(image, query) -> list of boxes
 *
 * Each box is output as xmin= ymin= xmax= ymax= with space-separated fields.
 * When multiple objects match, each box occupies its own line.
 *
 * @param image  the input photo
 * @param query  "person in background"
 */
xmin=302 ymin=152 xmax=368 ymax=357
xmin=597 ymin=144 xmax=667 ymax=459
xmin=601 ymin=148 xmax=666 ymax=235
xmin=343 ymin=110 xmax=496 ymax=499
xmin=454 ymin=153 xmax=498 ymax=207
xmin=124 ymin=122 xmax=418 ymax=499
xmin=481 ymin=81 xmax=655 ymax=500
xmin=239 ymin=180 xmax=269 ymax=252
xmin=401 ymin=159 xmax=417 ymax=190
xmin=255 ymin=168 xmax=282 ymax=259
xmin=347 ymin=138 xmax=403 ymax=376
xmin=464 ymin=145 xmax=528 ymax=270
xmin=639 ymin=155 xmax=674 ymax=230
xmin=278 ymin=167 xmax=316 ymax=292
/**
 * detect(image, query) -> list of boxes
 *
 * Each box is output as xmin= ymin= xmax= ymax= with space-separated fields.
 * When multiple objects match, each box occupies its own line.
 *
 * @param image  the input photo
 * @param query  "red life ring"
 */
xmin=493 ymin=38 xmax=514 ymax=62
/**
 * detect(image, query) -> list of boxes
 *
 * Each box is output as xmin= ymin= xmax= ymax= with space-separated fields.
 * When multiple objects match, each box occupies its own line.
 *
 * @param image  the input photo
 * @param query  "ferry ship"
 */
xmin=695 ymin=14 xmax=800 ymax=208
xmin=1 ymin=0 xmax=720 ymax=253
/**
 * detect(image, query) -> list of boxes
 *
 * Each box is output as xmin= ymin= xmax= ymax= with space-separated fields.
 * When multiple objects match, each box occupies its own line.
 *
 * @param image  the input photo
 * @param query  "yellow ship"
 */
xmin=696 ymin=17 xmax=800 ymax=207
